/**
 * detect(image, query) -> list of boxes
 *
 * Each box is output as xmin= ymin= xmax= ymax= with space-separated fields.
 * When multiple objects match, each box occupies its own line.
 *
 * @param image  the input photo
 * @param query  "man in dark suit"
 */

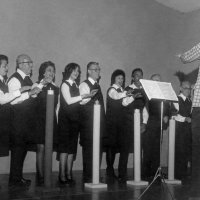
xmin=8 ymin=54 xmax=41 ymax=187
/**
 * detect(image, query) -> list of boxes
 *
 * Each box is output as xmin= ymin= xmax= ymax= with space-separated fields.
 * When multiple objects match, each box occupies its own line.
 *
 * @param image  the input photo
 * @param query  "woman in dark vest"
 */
xmin=33 ymin=61 xmax=59 ymax=185
xmin=105 ymin=69 xmax=128 ymax=180
xmin=58 ymin=63 xmax=93 ymax=185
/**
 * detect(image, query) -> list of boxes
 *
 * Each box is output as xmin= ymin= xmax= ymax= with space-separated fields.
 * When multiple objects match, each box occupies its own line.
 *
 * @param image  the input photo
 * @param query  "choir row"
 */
xmin=0 ymin=54 xmax=192 ymax=188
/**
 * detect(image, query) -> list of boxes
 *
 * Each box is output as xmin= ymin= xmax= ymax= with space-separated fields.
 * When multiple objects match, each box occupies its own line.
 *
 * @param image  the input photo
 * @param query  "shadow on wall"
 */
xmin=175 ymin=68 xmax=199 ymax=85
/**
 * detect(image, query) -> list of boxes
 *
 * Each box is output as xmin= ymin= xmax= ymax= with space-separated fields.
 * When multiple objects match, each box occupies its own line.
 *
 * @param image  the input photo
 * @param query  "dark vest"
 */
xmin=178 ymin=96 xmax=192 ymax=118
xmin=59 ymin=81 xmax=80 ymax=121
xmin=8 ymin=72 xmax=37 ymax=145
xmin=0 ymin=79 xmax=10 ymax=156
xmin=106 ymin=87 xmax=123 ymax=121
xmin=83 ymin=79 xmax=104 ymax=107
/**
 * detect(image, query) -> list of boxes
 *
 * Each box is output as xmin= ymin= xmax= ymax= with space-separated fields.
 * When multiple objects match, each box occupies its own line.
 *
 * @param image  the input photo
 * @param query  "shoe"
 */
xmin=21 ymin=178 xmax=31 ymax=186
xmin=37 ymin=176 xmax=44 ymax=186
xmin=83 ymin=177 xmax=92 ymax=183
xmin=67 ymin=177 xmax=75 ymax=185
xmin=58 ymin=176 xmax=68 ymax=185
xmin=9 ymin=180 xmax=30 ymax=188
xmin=118 ymin=176 xmax=127 ymax=183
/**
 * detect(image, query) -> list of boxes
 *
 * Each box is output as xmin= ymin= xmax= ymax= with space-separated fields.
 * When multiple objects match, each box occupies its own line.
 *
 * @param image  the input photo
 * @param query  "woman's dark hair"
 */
xmin=131 ymin=68 xmax=143 ymax=84
xmin=0 ymin=55 xmax=8 ymax=64
xmin=62 ymin=63 xmax=81 ymax=85
xmin=111 ymin=69 xmax=125 ymax=88
xmin=38 ymin=61 xmax=56 ymax=82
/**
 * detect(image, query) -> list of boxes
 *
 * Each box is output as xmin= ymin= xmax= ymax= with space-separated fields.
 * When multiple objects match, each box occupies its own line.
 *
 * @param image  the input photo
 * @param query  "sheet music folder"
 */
xmin=140 ymin=79 xmax=178 ymax=102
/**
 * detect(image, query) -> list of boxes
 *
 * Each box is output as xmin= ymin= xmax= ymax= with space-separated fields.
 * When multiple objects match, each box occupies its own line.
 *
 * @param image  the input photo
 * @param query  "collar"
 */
xmin=66 ymin=79 xmax=75 ymax=86
xmin=0 ymin=75 xmax=4 ymax=82
xmin=128 ymin=83 xmax=139 ymax=89
xmin=88 ymin=77 xmax=96 ymax=85
xmin=179 ymin=93 xmax=187 ymax=101
xmin=40 ymin=79 xmax=55 ymax=86
xmin=112 ymin=84 xmax=122 ymax=90
xmin=17 ymin=69 xmax=28 ymax=79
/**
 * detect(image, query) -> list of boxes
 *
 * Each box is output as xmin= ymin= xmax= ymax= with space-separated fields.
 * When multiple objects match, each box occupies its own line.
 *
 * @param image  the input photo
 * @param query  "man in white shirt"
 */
xmin=8 ymin=54 xmax=41 ymax=187
xmin=79 ymin=62 xmax=104 ymax=183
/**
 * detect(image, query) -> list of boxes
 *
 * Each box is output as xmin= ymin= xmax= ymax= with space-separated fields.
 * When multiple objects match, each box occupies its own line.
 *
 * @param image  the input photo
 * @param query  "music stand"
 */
xmin=136 ymin=79 xmax=178 ymax=200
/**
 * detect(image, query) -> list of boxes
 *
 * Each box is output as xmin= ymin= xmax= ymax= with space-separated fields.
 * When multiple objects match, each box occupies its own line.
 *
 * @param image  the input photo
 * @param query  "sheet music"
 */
xmin=140 ymin=79 xmax=178 ymax=102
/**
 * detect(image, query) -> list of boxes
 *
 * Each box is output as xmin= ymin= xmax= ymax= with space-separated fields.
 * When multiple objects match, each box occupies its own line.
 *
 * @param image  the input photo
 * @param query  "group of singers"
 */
xmin=0 ymin=53 xmax=193 ymax=188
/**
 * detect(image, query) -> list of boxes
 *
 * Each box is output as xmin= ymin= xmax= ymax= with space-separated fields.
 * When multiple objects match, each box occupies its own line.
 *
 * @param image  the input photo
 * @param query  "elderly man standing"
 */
xmin=8 ymin=54 xmax=41 ymax=187
xmin=79 ymin=62 xmax=104 ymax=183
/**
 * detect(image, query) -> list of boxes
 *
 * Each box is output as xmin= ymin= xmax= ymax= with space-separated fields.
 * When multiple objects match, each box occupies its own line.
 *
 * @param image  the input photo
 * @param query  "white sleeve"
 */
xmin=61 ymin=83 xmax=82 ymax=105
xmin=122 ymin=96 xmax=134 ymax=106
xmin=0 ymin=89 xmax=21 ymax=105
xmin=79 ymin=82 xmax=91 ymax=105
xmin=8 ymin=77 xmax=29 ymax=105
xmin=108 ymin=88 xmax=127 ymax=100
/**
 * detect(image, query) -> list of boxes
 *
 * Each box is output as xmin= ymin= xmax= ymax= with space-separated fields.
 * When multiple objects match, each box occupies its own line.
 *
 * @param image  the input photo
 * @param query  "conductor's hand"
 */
xmin=28 ymin=87 xmax=41 ymax=96
xmin=81 ymin=89 xmax=98 ymax=99
xmin=185 ymin=117 xmax=191 ymax=123
xmin=140 ymin=123 xmax=146 ymax=133
xmin=20 ymin=86 xmax=32 ymax=93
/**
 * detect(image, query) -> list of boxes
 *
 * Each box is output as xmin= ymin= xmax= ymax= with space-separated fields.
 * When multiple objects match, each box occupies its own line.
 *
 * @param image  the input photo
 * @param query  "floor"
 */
xmin=0 ymin=169 xmax=199 ymax=200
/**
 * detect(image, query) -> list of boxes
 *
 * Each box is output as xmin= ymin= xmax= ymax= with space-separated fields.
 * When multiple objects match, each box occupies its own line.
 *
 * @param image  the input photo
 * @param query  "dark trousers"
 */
xmin=9 ymin=145 xmax=27 ymax=183
xmin=175 ymin=122 xmax=191 ymax=179
xmin=142 ymin=120 xmax=160 ymax=177
xmin=82 ymin=140 xmax=103 ymax=181
xmin=82 ymin=142 xmax=93 ymax=181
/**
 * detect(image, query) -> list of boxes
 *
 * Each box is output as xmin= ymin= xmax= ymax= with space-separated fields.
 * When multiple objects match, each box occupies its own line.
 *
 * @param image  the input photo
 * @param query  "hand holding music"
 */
xmin=20 ymin=86 xmax=32 ymax=93
xmin=81 ymin=89 xmax=98 ymax=99
xmin=28 ymin=87 xmax=42 ymax=96
xmin=185 ymin=117 xmax=191 ymax=123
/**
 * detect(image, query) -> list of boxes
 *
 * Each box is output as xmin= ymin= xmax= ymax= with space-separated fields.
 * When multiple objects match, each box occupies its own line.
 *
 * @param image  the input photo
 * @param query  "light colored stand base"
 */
xmin=84 ymin=182 xmax=107 ymax=189
xmin=127 ymin=180 xmax=149 ymax=186
xmin=164 ymin=179 xmax=182 ymax=185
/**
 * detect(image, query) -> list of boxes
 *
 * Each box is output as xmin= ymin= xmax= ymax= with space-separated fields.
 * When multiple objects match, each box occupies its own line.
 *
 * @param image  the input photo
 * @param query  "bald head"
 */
xmin=151 ymin=74 xmax=161 ymax=82
xmin=16 ymin=54 xmax=33 ymax=75
xmin=16 ymin=54 xmax=32 ymax=65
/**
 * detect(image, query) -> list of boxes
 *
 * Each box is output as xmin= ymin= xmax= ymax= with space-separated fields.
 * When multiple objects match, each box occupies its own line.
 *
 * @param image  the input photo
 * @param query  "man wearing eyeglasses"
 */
xmin=79 ymin=62 xmax=105 ymax=183
xmin=7 ymin=54 xmax=41 ymax=187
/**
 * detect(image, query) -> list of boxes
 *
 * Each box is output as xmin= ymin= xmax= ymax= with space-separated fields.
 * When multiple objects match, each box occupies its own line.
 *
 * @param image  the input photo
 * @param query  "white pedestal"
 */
xmin=84 ymin=182 xmax=107 ymax=189
xmin=127 ymin=180 xmax=148 ymax=186
xmin=164 ymin=179 xmax=182 ymax=185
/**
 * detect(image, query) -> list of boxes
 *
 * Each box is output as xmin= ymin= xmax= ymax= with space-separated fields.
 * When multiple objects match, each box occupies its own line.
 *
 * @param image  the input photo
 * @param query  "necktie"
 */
xmin=24 ymin=76 xmax=33 ymax=86
xmin=185 ymin=97 xmax=190 ymax=104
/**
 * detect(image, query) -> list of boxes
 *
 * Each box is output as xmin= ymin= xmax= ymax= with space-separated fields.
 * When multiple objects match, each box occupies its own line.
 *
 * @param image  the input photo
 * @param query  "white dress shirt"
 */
xmin=61 ymin=79 xmax=82 ymax=105
xmin=122 ymin=83 xmax=149 ymax=124
xmin=173 ymin=93 xmax=191 ymax=122
xmin=0 ymin=75 xmax=21 ymax=105
xmin=108 ymin=84 xmax=127 ymax=100
xmin=79 ymin=77 xmax=96 ymax=105
xmin=8 ymin=69 xmax=30 ymax=105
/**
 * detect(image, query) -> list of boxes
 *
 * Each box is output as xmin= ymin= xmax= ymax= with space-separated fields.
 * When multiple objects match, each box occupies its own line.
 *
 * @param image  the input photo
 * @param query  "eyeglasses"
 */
xmin=182 ymin=87 xmax=191 ymax=90
xmin=89 ymin=68 xmax=101 ymax=72
xmin=18 ymin=61 xmax=33 ymax=65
